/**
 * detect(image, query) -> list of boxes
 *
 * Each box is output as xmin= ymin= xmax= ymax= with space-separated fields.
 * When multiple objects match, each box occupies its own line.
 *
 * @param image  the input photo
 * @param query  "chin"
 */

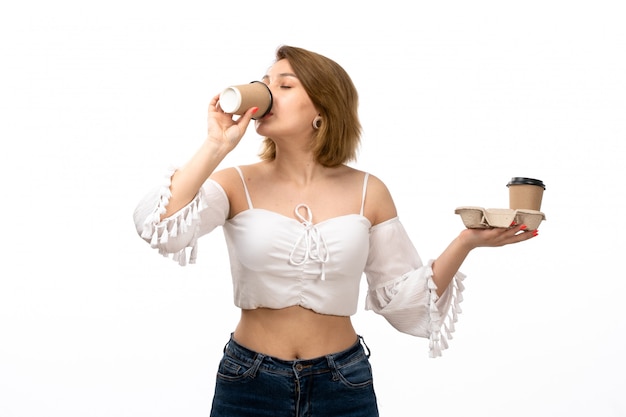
xmin=254 ymin=120 xmax=271 ymax=136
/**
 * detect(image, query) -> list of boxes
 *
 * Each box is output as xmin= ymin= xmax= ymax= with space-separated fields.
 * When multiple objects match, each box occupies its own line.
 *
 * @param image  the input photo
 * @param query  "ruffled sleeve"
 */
xmin=133 ymin=167 xmax=230 ymax=266
xmin=364 ymin=217 xmax=466 ymax=358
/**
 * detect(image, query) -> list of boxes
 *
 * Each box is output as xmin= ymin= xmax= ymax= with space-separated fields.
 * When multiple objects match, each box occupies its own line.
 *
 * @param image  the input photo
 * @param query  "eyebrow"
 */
xmin=262 ymin=72 xmax=298 ymax=80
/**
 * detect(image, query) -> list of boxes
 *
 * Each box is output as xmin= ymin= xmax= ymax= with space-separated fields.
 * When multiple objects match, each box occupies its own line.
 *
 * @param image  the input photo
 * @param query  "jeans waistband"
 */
xmin=222 ymin=334 xmax=371 ymax=377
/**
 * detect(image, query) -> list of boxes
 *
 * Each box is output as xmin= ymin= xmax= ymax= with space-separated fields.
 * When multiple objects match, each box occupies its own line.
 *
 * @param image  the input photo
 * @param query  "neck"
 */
xmin=269 ymin=147 xmax=326 ymax=186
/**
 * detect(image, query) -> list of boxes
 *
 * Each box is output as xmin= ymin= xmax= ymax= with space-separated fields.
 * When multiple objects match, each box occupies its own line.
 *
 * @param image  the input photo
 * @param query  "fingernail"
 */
xmin=532 ymin=230 xmax=539 ymax=237
xmin=520 ymin=224 xmax=528 ymax=230
xmin=251 ymin=107 xmax=259 ymax=114
xmin=510 ymin=221 xmax=517 ymax=226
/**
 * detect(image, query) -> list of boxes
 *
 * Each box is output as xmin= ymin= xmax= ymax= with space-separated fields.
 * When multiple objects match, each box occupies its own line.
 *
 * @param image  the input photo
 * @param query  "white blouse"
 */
xmin=133 ymin=167 xmax=465 ymax=358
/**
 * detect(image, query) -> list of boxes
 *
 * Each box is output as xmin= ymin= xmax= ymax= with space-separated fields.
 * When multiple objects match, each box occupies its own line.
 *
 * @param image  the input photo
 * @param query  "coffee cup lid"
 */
xmin=506 ymin=177 xmax=546 ymax=189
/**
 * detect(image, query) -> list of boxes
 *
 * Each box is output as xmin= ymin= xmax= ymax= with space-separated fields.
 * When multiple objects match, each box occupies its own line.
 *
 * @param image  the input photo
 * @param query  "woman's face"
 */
xmin=254 ymin=59 xmax=318 ymax=140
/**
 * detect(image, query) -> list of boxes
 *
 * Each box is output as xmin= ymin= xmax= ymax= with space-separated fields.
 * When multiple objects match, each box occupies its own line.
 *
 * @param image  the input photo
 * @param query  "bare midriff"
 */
xmin=233 ymin=306 xmax=358 ymax=360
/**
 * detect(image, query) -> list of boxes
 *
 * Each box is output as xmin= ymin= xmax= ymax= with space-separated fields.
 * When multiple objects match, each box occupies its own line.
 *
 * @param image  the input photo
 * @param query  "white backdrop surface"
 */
xmin=1 ymin=1 xmax=625 ymax=416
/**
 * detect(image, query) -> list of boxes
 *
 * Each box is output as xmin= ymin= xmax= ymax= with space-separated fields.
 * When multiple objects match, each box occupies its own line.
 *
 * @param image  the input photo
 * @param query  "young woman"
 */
xmin=134 ymin=45 xmax=537 ymax=417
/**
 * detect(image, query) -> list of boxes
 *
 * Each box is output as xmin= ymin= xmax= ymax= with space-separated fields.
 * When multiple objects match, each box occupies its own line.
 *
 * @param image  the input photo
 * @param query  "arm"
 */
xmin=432 ymin=225 xmax=537 ymax=297
xmin=162 ymin=94 xmax=258 ymax=219
xmin=364 ymin=176 xmax=538 ymax=356
xmin=133 ymin=95 xmax=258 ymax=265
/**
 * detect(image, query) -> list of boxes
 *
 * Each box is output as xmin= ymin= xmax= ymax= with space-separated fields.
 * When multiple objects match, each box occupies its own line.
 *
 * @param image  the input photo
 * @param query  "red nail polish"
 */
xmin=520 ymin=224 xmax=528 ymax=230
xmin=532 ymin=230 xmax=539 ymax=236
xmin=251 ymin=107 xmax=259 ymax=114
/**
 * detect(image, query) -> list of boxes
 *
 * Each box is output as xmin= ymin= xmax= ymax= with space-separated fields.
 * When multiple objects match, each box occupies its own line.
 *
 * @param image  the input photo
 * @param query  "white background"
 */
xmin=1 ymin=1 xmax=625 ymax=416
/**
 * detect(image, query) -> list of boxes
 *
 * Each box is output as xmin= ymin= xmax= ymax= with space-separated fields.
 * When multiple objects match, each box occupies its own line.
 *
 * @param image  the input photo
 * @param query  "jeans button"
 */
xmin=295 ymin=363 xmax=303 ymax=372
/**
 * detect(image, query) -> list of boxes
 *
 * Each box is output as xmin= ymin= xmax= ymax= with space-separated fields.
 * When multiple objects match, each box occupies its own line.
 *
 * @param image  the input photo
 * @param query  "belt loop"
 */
xmin=224 ymin=332 xmax=235 ymax=353
xmin=247 ymin=353 xmax=265 ymax=379
xmin=359 ymin=335 xmax=371 ymax=358
xmin=325 ymin=354 xmax=340 ymax=381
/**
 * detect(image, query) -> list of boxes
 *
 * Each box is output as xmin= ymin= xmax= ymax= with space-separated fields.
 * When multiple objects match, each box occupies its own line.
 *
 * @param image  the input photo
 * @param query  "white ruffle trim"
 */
xmin=140 ymin=166 xmax=204 ymax=266
xmin=427 ymin=270 xmax=465 ymax=358
xmin=366 ymin=263 xmax=466 ymax=358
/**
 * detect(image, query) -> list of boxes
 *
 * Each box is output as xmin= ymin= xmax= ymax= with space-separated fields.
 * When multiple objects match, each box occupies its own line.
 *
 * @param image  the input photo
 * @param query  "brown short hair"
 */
xmin=258 ymin=45 xmax=361 ymax=167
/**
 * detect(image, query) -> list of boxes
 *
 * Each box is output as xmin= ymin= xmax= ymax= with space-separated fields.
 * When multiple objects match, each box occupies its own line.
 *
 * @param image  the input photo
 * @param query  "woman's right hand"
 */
xmin=207 ymin=93 xmax=258 ymax=151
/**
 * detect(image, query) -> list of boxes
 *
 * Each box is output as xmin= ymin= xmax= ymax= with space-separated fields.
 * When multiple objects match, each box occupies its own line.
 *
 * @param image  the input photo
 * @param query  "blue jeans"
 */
xmin=210 ymin=335 xmax=379 ymax=417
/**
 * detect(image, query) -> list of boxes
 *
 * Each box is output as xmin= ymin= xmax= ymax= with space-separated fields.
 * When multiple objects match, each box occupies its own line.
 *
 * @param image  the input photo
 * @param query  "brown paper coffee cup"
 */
xmin=219 ymin=81 xmax=273 ymax=120
xmin=507 ymin=177 xmax=546 ymax=211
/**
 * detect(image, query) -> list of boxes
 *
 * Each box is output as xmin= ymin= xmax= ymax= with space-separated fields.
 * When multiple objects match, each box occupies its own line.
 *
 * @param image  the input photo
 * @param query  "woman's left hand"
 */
xmin=459 ymin=223 xmax=538 ymax=250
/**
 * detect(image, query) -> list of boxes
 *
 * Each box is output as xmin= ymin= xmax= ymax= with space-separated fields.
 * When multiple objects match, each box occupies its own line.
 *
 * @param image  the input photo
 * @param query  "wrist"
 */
xmin=202 ymin=136 xmax=232 ymax=159
xmin=456 ymin=229 xmax=479 ymax=252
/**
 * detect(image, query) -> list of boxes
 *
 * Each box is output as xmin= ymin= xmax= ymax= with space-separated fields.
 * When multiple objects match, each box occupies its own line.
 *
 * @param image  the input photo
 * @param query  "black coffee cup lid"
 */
xmin=507 ymin=177 xmax=546 ymax=189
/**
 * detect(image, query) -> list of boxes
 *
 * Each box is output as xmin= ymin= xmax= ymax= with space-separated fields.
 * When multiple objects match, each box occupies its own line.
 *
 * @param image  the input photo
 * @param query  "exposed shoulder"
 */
xmin=363 ymin=172 xmax=398 ymax=226
xmin=210 ymin=163 xmax=263 ymax=191
xmin=209 ymin=163 xmax=264 ymax=217
xmin=209 ymin=166 xmax=240 ymax=193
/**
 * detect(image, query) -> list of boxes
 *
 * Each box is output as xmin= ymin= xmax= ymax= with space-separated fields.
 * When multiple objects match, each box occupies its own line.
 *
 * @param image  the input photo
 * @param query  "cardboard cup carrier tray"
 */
xmin=455 ymin=207 xmax=546 ymax=230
